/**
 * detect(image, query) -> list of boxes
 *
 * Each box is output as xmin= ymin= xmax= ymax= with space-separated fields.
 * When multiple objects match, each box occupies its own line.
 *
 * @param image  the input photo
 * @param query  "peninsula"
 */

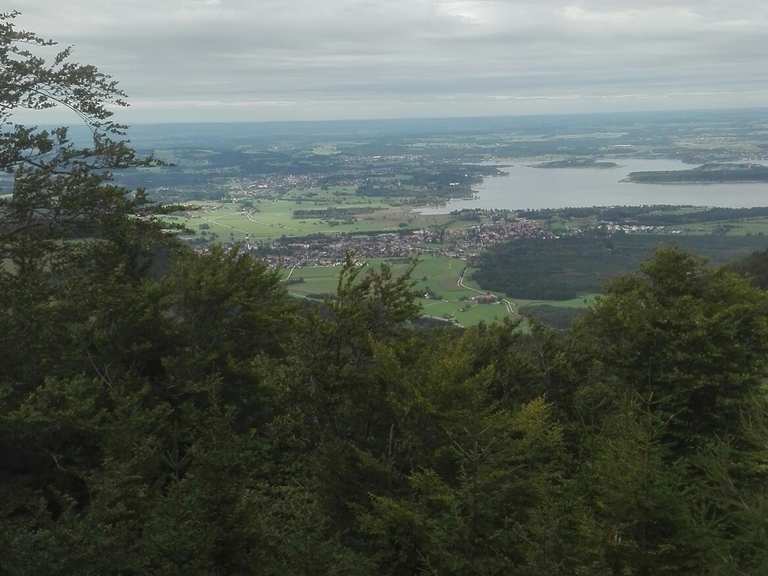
xmin=532 ymin=158 xmax=620 ymax=169
xmin=626 ymin=163 xmax=768 ymax=184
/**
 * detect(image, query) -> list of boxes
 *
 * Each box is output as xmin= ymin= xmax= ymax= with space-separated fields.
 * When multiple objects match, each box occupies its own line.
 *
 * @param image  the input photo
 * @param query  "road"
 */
xmin=458 ymin=267 xmax=517 ymax=317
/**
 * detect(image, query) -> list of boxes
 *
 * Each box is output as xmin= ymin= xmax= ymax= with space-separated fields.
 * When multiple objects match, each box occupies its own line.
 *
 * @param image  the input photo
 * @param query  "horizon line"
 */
xmin=49 ymin=105 xmax=768 ymax=129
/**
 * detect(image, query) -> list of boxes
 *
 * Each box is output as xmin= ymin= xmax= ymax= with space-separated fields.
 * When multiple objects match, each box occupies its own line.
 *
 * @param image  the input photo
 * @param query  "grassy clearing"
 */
xmin=679 ymin=218 xmax=768 ymax=236
xmin=285 ymin=255 xmax=591 ymax=327
xmin=168 ymin=196 xmax=454 ymax=242
xmin=311 ymin=144 xmax=340 ymax=155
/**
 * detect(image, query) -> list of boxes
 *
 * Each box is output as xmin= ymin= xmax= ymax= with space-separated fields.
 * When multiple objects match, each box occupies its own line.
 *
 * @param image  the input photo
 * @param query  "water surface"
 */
xmin=418 ymin=158 xmax=768 ymax=213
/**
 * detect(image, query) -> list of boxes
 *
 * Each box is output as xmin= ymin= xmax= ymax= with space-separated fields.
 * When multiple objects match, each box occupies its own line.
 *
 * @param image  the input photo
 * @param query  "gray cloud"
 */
xmin=9 ymin=0 xmax=768 ymax=122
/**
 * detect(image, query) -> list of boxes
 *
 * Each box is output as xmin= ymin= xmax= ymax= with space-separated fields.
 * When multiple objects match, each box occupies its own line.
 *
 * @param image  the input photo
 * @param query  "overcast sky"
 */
xmin=9 ymin=0 xmax=768 ymax=123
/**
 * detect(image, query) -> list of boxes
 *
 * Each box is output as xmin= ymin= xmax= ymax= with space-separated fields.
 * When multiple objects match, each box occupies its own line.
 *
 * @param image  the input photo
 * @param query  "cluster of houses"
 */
xmin=596 ymin=223 xmax=676 ymax=234
xmin=256 ymin=232 xmax=431 ymax=269
xmin=243 ymin=216 xmax=549 ymax=269
xmin=229 ymin=175 xmax=315 ymax=199
xmin=443 ymin=218 xmax=548 ymax=258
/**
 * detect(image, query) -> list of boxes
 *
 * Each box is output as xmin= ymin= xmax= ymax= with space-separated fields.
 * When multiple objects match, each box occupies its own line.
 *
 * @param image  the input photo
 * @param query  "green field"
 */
xmin=679 ymin=218 xmax=768 ymax=236
xmin=168 ymin=194 xmax=454 ymax=242
xmin=285 ymin=255 xmax=591 ymax=327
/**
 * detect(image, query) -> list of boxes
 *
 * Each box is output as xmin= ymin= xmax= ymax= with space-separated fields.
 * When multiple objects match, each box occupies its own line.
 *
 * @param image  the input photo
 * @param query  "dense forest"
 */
xmin=474 ymin=232 xmax=768 ymax=299
xmin=3 ymin=13 xmax=768 ymax=575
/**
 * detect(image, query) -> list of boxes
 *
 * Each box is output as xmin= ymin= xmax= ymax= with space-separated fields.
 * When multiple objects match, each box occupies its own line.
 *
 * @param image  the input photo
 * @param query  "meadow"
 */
xmin=167 ymin=190 xmax=455 ymax=242
xmin=285 ymin=255 xmax=592 ymax=327
xmin=679 ymin=217 xmax=768 ymax=236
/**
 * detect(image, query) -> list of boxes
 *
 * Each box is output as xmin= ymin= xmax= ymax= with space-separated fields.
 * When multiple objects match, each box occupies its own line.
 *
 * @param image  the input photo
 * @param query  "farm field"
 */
xmin=678 ymin=217 xmax=768 ymax=236
xmin=285 ymin=255 xmax=592 ymax=327
xmin=168 ymin=196 xmax=455 ymax=242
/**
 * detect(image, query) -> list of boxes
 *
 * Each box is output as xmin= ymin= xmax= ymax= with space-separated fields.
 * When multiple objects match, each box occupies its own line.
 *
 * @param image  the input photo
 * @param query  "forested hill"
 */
xmin=473 ymin=232 xmax=768 ymax=299
xmin=3 ymin=13 xmax=768 ymax=574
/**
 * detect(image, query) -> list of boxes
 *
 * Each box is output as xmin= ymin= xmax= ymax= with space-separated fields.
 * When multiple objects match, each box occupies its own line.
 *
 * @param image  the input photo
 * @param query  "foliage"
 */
xmin=0 ymin=10 xmax=172 ymax=269
xmin=519 ymin=304 xmax=586 ymax=330
xmin=728 ymin=247 xmax=768 ymax=289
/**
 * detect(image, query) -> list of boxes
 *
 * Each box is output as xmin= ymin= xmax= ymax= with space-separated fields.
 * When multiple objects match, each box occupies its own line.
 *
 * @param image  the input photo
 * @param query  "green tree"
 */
xmin=576 ymin=247 xmax=768 ymax=451
xmin=572 ymin=248 xmax=768 ymax=575
xmin=0 ymin=11 xmax=171 ymax=266
xmin=0 ymin=9 xmax=176 ymax=388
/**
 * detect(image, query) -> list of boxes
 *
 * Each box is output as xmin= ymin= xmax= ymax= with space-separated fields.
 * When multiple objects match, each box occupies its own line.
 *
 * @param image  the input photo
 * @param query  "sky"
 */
xmin=9 ymin=0 xmax=768 ymax=123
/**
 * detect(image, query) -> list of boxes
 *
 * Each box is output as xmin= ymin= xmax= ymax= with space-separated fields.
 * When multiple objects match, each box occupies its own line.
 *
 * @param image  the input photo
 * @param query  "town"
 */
xmin=240 ymin=211 xmax=549 ymax=269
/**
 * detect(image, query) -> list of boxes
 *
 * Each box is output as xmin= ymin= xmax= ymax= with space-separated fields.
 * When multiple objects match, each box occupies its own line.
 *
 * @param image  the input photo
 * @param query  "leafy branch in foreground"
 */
xmin=0 ymin=11 xmax=172 ymax=263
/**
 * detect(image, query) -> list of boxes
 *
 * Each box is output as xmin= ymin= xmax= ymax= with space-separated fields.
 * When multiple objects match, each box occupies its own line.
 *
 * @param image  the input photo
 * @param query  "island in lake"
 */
xmin=532 ymin=158 xmax=620 ymax=169
xmin=626 ymin=163 xmax=768 ymax=184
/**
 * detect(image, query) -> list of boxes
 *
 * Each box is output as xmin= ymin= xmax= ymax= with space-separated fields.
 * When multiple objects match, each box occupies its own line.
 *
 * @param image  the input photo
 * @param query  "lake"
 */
xmin=417 ymin=158 xmax=768 ymax=213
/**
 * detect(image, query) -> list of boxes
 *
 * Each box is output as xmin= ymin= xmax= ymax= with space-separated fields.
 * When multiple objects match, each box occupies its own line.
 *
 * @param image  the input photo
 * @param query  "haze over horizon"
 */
xmin=9 ymin=0 xmax=768 ymax=124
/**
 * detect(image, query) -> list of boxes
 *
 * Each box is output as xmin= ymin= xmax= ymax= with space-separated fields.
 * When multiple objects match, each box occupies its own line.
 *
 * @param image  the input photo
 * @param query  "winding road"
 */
xmin=458 ymin=267 xmax=517 ymax=317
